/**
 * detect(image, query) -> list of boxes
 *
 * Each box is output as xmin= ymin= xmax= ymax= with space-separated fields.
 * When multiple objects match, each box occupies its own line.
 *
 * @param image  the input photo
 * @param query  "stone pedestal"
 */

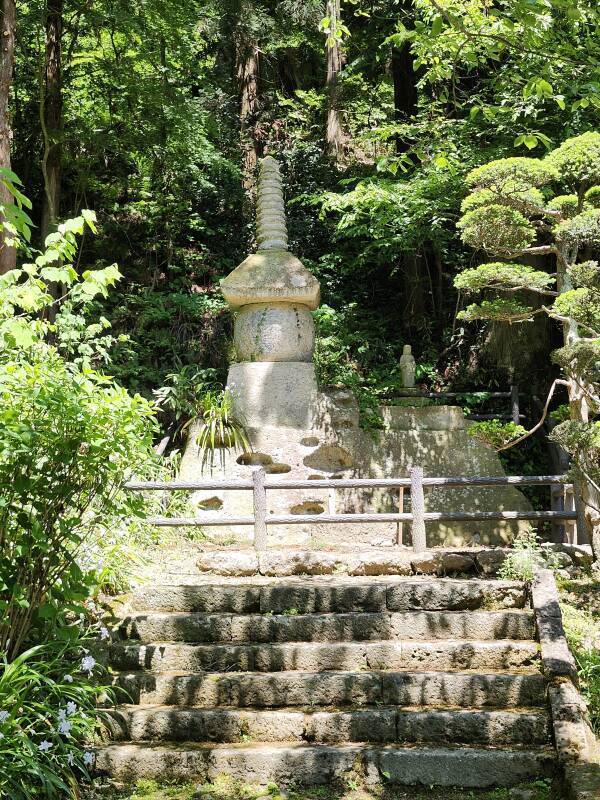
xmin=227 ymin=362 xmax=319 ymax=429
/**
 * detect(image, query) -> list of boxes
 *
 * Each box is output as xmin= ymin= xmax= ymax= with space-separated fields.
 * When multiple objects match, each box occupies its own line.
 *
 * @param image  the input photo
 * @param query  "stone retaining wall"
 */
xmin=196 ymin=544 xmax=593 ymax=578
xmin=531 ymin=570 xmax=600 ymax=800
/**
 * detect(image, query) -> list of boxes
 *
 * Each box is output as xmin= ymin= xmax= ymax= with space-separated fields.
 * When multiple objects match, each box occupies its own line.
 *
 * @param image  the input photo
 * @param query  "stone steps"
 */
xmin=97 ymin=575 xmax=555 ymax=788
xmin=110 ymin=638 xmax=540 ymax=673
xmin=117 ymin=609 xmax=535 ymax=644
xmin=127 ymin=579 xmax=527 ymax=613
xmin=111 ymin=669 xmax=546 ymax=708
xmin=105 ymin=705 xmax=550 ymax=746
xmin=95 ymin=741 xmax=556 ymax=787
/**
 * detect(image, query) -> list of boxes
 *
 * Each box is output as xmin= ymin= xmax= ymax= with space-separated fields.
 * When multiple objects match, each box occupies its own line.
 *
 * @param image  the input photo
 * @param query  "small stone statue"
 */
xmin=399 ymin=344 xmax=416 ymax=388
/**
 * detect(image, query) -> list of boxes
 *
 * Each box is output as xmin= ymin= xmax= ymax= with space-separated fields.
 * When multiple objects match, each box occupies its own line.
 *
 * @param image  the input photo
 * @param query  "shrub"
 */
xmin=468 ymin=419 xmax=527 ymax=450
xmin=499 ymin=529 xmax=545 ymax=581
xmin=0 ymin=640 xmax=111 ymax=799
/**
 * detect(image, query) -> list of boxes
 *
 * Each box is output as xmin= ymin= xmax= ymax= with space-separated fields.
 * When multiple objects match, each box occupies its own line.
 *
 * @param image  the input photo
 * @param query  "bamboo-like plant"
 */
xmin=195 ymin=390 xmax=251 ymax=471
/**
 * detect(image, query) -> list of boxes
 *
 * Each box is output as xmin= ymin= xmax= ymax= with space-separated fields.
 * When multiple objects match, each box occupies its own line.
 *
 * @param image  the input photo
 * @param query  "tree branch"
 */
xmin=497 ymin=379 xmax=570 ymax=452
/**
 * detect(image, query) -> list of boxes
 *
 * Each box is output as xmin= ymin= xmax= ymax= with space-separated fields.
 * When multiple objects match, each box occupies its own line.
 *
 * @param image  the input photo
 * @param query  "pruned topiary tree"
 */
xmin=454 ymin=134 xmax=600 ymax=558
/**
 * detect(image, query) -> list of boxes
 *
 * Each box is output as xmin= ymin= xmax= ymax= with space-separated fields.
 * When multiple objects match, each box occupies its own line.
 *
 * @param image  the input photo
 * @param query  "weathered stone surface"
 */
xmin=196 ymin=551 xmax=259 ymax=577
xmin=564 ymin=762 xmax=600 ymax=800
xmin=118 ymin=613 xmax=233 ymax=644
xmin=348 ymin=553 xmax=413 ymax=576
xmin=532 ymin=570 xmax=578 ymax=681
xmin=373 ymin=746 xmax=554 ymax=788
xmin=129 ymin=585 xmax=261 ymax=613
xmin=230 ymin=612 xmax=393 ymax=643
xmin=107 ymin=706 xmax=306 ymax=743
xmin=382 ymin=671 xmax=546 ymax=708
xmin=234 ymin=302 xmax=315 ymax=363
xmin=390 ymin=610 xmax=534 ymax=640
xmin=394 ymin=709 xmax=549 ymax=746
xmin=411 ymin=552 xmax=443 ymax=575
xmin=110 ymin=642 xmax=254 ymax=673
xmin=258 ymin=551 xmax=342 ymax=577
xmin=385 ymin=579 xmax=526 ymax=611
xmin=111 ymin=672 xmax=232 ymax=707
xmin=252 ymin=642 xmax=368 ymax=672
xmin=306 ymin=709 xmax=396 ymax=743
xmin=117 ymin=608 xmax=535 ymax=644
xmin=259 ymin=583 xmax=387 ymax=614
xmin=96 ymin=742 xmax=555 ymax=787
xmin=226 ymin=671 xmax=382 ymax=708
xmin=380 ymin=405 xmax=467 ymax=432
xmin=441 ymin=552 xmax=476 ymax=573
xmin=477 ymin=550 xmax=508 ymax=575
xmin=394 ymin=640 xmax=539 ymax=672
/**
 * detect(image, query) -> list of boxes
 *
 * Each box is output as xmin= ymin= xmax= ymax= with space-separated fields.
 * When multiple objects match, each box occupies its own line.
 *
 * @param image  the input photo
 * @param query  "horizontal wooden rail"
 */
xmin=126 ymin=475 xmax=570 ymax=492
xmin=128 ymin=469 xmax=579 ymax=550
xmin=147 ymin=510 xmax=577 ymax=527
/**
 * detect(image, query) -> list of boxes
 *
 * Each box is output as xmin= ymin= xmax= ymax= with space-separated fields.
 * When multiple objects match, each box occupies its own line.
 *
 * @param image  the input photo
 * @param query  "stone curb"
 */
xmin=531 ymin=570 xmax=600 ymax=799
xmin=195 ymin=544 xmax=592 ymax=578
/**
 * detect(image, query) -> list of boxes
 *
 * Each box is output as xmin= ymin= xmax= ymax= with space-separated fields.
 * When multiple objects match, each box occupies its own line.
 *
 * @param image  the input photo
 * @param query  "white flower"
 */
xmin=58 ymin=709 xmax=67 ymax=722
xmin=83 ymin=750 xmax=95 ymax=766
xmin=67 ymin=752 xmax=75 ymax=766
xmin=81 ymin=655 xmax=96 ymax=675
xmin=100 ymin=626 xmax=110 ymax=640
xmin=39 ymin=740 xmax=53 ymax=752
xmin=0 ymin=711 xmax=9 ymax=723
xmin=58 ymin=719 xmax=72 ymax=736
xmin=63 ymin=674 xmax=73 ymax=684
xmin=0 ymin=732 xmax=4 ymax=740
xmin=66 ymin=701 xmax=77 ymax=716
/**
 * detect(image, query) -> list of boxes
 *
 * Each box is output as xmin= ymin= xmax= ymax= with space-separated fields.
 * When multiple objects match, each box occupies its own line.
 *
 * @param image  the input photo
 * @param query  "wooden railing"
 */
xmin=125 ymin=470 xmax=581 ymax=552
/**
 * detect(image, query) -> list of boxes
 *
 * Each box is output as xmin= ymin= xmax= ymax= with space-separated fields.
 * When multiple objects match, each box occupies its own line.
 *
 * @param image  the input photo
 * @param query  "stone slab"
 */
xmin=116 ymin=609 xmax=535 ymax=644
xmin=95 ymin=742 xmax=555 ymax=787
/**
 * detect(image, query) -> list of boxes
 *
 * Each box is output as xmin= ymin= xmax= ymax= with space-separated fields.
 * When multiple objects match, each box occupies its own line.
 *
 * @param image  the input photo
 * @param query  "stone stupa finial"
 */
xmin=256 ymin=156 xmax=288 ymax=251
xmin=220 ymin=156 xmax=320 ymax=313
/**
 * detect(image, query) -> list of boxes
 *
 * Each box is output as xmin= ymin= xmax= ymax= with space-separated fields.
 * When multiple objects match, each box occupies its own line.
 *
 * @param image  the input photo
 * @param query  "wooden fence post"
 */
xmin=410 ymin=466 xmax=427 ymax=552
xmin=253 ymin=467 xmax=268 ymax=551
xmin=396 ymin=486 xmax=404 ymax=546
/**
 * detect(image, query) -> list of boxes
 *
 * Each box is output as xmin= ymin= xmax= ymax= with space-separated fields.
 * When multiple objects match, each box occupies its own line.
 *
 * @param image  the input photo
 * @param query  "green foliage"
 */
xmin=553 ymin=288 xmax=600 ymax=332
xmin=568 ymin=260 xmax=600 ymax=290
xmin=552 ymin=339 xmax=600 ymax=382
xmin=556 ymin=208 xmax=600 ymax=250
xmin=466 ymin=157 xmax=557 ymax=192
xmin=550 ymin=420 xmax=600 ymax=487
xmin=498 ymin=529 xmax=545 ymax=582
xmin=0 ymin=348 xmax=156 ymax=659
xmin=195 ymin=390 xmax=251 ymax=472
xmin=458 ymin=298 xmax=535 ymax=323
xmin=454 ymin=262 xmax=554 ymax=294
xmin=0 ymin=641 xmax=110 ymax=799
xmin=0 ymin=205 xmax=157 ymax=660
xmin=546 ymin=131 xmax=600 ymax=188
xmin=560 ymin=579 xmax=600 ymax=736
xmin=457 ymin=205 xmax=535 ymax=255
xmin=546 ymin=194 xmax=579 ymax=218
xmin=467 ymin=419 xmax=527 ymax=451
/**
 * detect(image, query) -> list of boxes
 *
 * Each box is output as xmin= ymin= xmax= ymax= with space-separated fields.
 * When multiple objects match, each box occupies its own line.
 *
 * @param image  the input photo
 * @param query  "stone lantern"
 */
xmin=221 ymin=156 xmax=321 ymax=428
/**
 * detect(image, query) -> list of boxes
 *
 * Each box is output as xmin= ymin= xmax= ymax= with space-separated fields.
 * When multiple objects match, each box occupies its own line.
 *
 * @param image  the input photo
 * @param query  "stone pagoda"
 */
xmin=220 ymin=156 xmax=321 ymax=429
xmin=180 ymin=156 xmax=532 ymax=547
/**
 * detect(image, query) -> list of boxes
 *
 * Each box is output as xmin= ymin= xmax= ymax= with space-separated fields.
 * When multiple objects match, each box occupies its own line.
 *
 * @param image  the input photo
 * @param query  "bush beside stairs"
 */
xmin=96 ymin=571 xmax=557 ymax=788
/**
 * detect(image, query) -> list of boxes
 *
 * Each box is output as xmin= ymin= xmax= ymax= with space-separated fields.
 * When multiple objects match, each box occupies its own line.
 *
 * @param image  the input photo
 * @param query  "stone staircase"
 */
xmin=96 ymin=575 xmax=556 ymax=788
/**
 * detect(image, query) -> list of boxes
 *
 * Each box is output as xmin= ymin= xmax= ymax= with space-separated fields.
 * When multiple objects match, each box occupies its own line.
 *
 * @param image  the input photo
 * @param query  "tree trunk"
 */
xmin=391 ymin=42 xmax=417 ymax=154
xmin=325 ymin=0 xmax=345 ymax=158
xmin=40 ymin=0 xmax=63 ymax=244
xmin=236 ymin=36 xmax=260 ymax=191
xmin=0 ymin=0 xmax=16 ymax=274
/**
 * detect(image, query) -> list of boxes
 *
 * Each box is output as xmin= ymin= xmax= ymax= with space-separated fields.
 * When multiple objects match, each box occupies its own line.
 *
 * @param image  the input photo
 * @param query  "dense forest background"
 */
xmin=3 ymin=0 xmax=599 ymax=458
